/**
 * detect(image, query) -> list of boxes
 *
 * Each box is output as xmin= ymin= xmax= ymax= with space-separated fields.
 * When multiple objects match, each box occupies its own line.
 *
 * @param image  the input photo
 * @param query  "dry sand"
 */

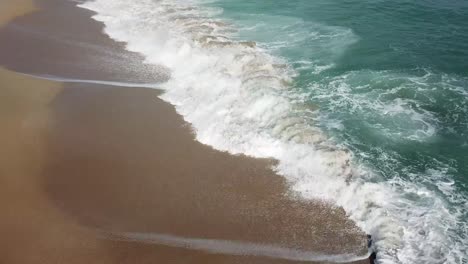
xmin=0 ymin=0 xmax=369 ymax=263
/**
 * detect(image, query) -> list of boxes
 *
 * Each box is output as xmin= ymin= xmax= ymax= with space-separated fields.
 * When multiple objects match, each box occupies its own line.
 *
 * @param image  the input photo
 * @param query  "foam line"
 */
xmin=101 ymin=231 xmax=370 ymax=263
xmin=21 ymin=73 xmax=162 ymax=88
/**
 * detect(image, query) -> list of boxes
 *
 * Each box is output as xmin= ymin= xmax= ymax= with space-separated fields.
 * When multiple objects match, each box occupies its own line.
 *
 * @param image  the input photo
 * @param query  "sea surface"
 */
xmin=79 ymin=0 xmax=468 ymax=263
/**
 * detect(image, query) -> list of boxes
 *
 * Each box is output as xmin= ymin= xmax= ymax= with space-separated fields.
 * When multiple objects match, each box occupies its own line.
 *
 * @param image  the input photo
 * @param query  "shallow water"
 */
xmin=79 ymin=0 xmax=468 ymax=263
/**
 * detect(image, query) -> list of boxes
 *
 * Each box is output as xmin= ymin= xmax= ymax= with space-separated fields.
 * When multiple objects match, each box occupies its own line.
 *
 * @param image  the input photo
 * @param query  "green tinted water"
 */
xmin=207 ymin=0 xmax=468 ymax=261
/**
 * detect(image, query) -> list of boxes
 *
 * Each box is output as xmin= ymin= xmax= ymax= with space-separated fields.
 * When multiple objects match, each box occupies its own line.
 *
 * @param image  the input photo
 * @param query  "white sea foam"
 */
xmin=21 ymin=73 xmax=162 ymax=88
xmin=309 ymin=70 xmax=441 ymax=142
xmin=100 ymin=231 xmax=369 ymax=263
xmin=79 ymin=0 xmax=467 ymax=263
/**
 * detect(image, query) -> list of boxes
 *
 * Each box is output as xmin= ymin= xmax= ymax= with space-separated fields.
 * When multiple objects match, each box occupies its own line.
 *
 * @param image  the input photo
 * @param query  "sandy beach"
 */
xmin=0 ymin=0 xmax=369 ymax=263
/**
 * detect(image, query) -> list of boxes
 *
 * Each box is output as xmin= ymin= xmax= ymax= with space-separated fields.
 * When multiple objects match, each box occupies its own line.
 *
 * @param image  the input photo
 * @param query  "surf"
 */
xmin=78 ymin=0 xmax=468 ymax=263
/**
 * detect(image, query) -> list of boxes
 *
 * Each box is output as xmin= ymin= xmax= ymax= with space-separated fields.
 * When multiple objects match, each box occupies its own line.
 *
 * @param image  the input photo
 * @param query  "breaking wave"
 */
xmin=79 ymin=0 xmax=468 ymax=263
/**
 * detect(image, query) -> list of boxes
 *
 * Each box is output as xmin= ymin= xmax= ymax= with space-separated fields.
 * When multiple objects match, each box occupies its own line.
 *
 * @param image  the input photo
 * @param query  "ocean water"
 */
xmin=78 ymin=0 xmax=468 ymax=263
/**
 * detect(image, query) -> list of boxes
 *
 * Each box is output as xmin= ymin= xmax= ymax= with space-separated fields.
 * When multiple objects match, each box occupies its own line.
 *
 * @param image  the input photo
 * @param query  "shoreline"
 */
xmin=0 ymin=0 xmax=369 ymax=263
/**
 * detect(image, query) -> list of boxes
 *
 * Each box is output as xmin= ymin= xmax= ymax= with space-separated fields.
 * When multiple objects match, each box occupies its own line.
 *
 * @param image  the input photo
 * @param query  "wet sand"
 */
xmin=0 ymin=0 xmax=369 ymax=263
xmin=0 ymin=0 xmax=37 ymax=25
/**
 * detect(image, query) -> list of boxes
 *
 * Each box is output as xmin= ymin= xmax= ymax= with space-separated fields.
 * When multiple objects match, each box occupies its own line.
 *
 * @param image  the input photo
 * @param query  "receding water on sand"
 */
xmin=22 ymin=73 xmax=163 ymax=88
xmin=101 ymin=231 xmax=369 ymax=263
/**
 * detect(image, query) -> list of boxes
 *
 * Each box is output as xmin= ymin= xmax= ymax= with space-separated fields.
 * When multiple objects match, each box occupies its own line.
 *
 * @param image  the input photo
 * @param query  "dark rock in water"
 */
xmin=367 ymin=235 xmax=377 ymax=264
xmin=367 ymin=234 xmax=373 ymax=248
xmin=369 ymin=252 xmax=377 ymax=264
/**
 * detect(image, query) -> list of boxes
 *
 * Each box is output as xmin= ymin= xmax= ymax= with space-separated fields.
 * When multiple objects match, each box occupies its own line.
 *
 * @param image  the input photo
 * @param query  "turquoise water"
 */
xmin=210 ymin=0 xmax=468 ymax=185
xmin=80 ymin=0 xmax=468 ymax=262
xmin=207 ymin=0 xmax=468 ymax=262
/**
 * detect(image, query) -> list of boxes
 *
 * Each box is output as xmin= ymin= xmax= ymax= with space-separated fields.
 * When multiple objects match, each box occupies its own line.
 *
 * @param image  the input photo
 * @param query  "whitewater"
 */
xmin=78 ymin=0 xmax=468 ymax=263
